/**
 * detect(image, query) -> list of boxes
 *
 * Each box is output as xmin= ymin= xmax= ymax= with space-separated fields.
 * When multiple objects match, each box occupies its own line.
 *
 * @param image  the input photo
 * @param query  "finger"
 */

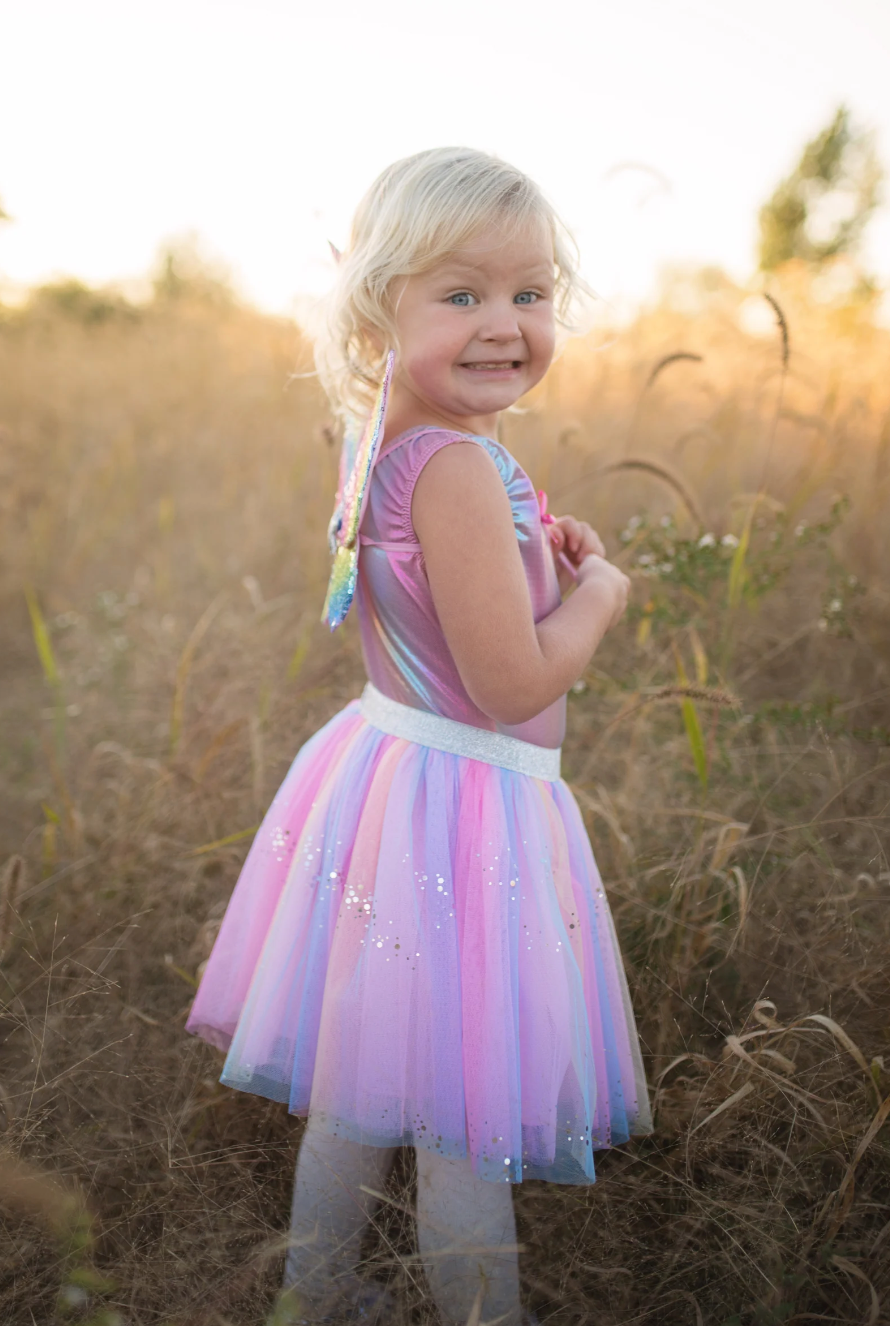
xmin=579 ymin=536 xmax=605 ymax=561
xmin=571 ymin=522 xmax=604 ymax=558
xmin=558 ymin=517 xmax=582 ymax=556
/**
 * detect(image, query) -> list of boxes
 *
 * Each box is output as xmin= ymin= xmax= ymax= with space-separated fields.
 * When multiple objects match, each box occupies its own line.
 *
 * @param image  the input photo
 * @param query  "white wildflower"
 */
xmin=721 ymin=533 xmax=740 ymax=548
xmin=60 ymin=1287 xmax=90 ymax=1308
xmin=697 ymin=533 xmax=716 ymax=549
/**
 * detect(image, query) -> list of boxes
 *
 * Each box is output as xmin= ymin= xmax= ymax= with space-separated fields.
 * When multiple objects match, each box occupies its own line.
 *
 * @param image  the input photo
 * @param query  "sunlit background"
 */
xmin=2 ymin=0 xmax=889 ymax=317
xmin=4 ymin=6 xmax=890 ymax=1323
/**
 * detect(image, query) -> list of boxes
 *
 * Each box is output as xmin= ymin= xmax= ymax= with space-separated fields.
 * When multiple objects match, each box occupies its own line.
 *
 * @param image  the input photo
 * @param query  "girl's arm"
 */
xmin=412 ymin=442 xmax=629 ymax=727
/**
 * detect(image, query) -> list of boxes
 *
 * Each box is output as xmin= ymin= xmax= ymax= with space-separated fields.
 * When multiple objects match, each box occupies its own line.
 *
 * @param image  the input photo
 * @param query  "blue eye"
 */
xmin=448 ymin=292 xmax=476 ymax=306
xmin=514 ymin=291 xmax=538 ymax=305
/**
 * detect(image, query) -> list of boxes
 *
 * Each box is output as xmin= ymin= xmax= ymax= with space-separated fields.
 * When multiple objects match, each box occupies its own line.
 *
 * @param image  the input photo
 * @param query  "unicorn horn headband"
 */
xmin=321 ymin=349 xmax=396 ymax=630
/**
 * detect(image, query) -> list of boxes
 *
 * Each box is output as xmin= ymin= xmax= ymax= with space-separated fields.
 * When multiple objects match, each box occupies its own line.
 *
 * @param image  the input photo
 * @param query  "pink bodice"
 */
xmin=355 ymin=426 xmax=566 ymax=750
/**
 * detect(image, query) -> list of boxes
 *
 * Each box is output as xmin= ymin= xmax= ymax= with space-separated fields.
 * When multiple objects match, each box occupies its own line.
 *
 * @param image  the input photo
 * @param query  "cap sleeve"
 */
xmin=368 ymin=428 xmax=487 ymax=546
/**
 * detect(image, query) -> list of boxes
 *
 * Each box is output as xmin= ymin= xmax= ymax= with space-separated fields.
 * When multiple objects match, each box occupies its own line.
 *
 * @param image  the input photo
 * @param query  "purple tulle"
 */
xmin=187 ymin=701 xmax=652 ymax=1184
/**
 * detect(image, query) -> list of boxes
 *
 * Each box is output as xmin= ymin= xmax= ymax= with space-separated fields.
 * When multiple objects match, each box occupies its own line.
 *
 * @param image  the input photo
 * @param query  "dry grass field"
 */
xmin=1 ymin=266 xmax=889 ymax=1326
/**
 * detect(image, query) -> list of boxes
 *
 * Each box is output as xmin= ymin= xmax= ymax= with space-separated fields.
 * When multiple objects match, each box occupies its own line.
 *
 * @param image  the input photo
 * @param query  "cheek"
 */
xmin=401 ymin=328 xmax=463 ymax=388
xmin=533 ymin=315 xmax=554 ymax=363
xmin=402 ymin=346 xmax=449 ymax=391
xmin=527 ymin=317 xmax=556 ymax=370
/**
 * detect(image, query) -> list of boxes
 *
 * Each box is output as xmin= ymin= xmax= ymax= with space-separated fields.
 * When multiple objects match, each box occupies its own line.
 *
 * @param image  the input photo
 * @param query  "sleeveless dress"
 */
xmin=186 ymin=426 xmax=652 ymax=1183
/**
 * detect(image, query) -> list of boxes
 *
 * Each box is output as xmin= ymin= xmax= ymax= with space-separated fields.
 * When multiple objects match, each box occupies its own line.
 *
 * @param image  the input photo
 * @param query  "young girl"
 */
xmin=186 ymin=147 xmax=652 ymax=1326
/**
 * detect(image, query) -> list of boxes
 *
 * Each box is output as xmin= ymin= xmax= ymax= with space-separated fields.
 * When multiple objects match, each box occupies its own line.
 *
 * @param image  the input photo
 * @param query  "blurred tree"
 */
xmin=758 ymin=106 xmax=883 ymax=271
xmin=152 ymin=234 xmax=237 ymax=306
xmin=27 ymin=278 xmax=137 ymax=324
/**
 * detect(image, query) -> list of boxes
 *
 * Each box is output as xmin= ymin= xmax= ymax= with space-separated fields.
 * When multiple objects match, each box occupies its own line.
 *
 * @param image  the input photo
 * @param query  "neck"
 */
xmin=382 ymin=383 xmax=499 ymax=444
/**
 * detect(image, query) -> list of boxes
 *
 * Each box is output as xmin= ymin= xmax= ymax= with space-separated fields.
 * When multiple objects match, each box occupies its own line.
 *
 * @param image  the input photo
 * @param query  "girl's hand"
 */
xmin=576 ymin=554 xmax=631 ymax=630
xmin=546 ymin=515 xmax=607 ymax=593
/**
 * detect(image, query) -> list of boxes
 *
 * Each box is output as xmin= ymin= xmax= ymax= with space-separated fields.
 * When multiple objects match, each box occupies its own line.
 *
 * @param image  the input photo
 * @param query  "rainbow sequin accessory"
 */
xmin=321 ymin=350 xmax=395 ymax=630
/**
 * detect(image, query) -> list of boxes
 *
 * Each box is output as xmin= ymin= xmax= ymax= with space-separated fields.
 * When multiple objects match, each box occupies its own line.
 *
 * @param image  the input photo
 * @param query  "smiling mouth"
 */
xmin=460 ymin=361 xmax=524 ymax=370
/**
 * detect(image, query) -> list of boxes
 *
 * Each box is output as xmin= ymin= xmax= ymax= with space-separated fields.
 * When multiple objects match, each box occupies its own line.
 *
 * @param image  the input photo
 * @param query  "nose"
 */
xmin=479 ymin=297 xmax=522 ymax=343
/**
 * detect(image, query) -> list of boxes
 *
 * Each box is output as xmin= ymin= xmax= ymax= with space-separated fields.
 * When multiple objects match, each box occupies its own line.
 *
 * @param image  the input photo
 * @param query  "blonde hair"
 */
xmin=315 ymin=146 xmax=584 ymax=419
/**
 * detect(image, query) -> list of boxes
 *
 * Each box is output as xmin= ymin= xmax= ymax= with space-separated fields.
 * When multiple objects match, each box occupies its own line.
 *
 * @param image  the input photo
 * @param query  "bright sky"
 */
xmin=2 ymin=0 xmax=889 ymax=316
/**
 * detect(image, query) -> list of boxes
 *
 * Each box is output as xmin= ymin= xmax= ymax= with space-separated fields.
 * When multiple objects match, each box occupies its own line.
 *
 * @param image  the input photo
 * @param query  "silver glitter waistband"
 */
xmin=359 ymin=682 xmax=561 ymax=781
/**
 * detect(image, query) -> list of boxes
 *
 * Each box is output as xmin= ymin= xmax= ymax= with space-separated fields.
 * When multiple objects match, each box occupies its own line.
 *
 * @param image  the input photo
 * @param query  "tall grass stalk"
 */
xmin=24 ymin=585 xmax=66 ymax=754
xmin=170 ymin=592 xmax=227 ymax=754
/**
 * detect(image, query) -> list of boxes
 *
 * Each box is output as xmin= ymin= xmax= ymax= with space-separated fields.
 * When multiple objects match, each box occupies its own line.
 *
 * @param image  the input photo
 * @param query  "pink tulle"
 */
xmin=187 ymin=701 xmax=652 ymax=1184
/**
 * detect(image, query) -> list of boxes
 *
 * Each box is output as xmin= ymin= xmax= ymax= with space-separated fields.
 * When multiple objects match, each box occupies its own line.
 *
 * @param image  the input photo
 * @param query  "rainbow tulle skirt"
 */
xmin=186 ymin=694 xmax=652 ymax=1183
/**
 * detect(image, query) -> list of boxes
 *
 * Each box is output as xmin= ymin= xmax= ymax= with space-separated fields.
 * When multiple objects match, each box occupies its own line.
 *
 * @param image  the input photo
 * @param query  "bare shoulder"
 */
xmin=411 ymin=439 xmax=512 ymax=544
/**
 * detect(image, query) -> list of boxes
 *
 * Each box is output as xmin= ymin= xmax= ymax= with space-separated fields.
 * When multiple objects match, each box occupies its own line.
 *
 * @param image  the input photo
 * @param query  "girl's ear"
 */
xmin=328 ymin=241 xmax=343 ymax=265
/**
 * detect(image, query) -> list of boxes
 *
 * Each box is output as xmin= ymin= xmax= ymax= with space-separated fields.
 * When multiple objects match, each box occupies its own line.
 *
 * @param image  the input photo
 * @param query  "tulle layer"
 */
xmin=186 ymin=700 xmax=652 ymax=1183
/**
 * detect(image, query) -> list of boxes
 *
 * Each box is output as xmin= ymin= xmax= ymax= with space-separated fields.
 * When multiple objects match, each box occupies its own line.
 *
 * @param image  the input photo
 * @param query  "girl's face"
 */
xmin=387 ymin=218 xmax=557 ymax=436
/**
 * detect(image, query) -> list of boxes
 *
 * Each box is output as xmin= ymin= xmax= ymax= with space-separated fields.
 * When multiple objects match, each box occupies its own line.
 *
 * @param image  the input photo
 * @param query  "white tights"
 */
xmin=283 ymin=1114 xmax=522 ymax=1324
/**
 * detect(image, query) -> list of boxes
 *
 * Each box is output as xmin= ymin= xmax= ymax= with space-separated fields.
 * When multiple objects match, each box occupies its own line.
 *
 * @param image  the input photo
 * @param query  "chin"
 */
xmin=444 ymin=402 xmax=508 ymax=425
xmin=470 ymin=389 xmax=525 ymax=414
xmin=454 ymin=382 xmax=528 ymax=412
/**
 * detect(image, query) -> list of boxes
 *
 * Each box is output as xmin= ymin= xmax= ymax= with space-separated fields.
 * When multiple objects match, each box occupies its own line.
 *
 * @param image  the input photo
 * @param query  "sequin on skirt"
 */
xmin=186 ymin=699 xmax=653 ymax=1184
